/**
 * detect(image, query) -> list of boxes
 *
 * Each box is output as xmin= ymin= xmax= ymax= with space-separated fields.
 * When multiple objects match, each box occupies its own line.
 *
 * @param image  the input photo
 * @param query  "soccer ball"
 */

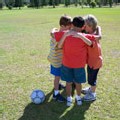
xmin=30 ymin=89 xmax=45 ymax=104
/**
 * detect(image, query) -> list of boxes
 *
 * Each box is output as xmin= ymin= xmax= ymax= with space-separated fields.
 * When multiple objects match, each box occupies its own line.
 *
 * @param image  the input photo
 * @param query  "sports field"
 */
xmin=0 ymin=7 xmax=120 ymax=120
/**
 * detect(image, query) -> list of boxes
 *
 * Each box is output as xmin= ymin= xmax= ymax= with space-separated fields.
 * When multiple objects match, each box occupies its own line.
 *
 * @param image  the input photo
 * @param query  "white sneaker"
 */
xmin=81 ymin=87 xmax=91 ymax=94
xmin=83 ymin=92 xmax=96 ymax=101
xmin=67 ymin=96 xmax=72 ymax=107
xmin=67 ymin=100 xmax=72 ymax=107
xmin=76 ymin=99 xmax=82 ymax=106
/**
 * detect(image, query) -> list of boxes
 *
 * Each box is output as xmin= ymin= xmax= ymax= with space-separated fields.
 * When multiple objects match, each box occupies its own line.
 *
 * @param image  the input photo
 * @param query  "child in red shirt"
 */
xmin=73 ymin=14 xmax=102 ymax=101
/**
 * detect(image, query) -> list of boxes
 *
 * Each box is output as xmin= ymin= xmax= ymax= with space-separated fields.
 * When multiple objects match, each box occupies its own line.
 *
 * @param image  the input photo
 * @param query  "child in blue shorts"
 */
xmin=47 ymin=15 xmax=72 ymax=102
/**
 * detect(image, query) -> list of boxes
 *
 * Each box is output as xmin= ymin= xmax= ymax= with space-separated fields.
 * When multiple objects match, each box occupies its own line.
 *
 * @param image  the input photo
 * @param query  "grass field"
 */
xmin=0 ymin=7 xmax=120 ymax=120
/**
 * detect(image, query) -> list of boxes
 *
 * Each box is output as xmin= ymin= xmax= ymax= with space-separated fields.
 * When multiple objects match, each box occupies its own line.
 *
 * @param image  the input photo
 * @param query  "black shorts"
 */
xmin=87 ymin=65 xmax=99 ymax=86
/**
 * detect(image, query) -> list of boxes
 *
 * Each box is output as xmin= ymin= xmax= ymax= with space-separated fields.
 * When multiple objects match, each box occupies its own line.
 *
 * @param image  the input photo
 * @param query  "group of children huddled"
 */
xmin=47 ymin=14 xmax=102 ymax=107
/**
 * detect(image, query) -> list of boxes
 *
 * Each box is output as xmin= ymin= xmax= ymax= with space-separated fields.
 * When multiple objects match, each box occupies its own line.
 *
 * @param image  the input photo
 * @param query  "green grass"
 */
xmin=0 ymin=7 xmax=120 ymax=120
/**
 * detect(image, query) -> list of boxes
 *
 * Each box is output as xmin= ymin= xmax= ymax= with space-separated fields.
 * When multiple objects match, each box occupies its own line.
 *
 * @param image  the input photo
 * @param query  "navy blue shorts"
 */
xmin=61 ymin=65 xmax=86 ymax=84
xmin=87 ymin=65 xmax=99 ymax=86
xmin=50 ymin=65 xmax=61 ymax=77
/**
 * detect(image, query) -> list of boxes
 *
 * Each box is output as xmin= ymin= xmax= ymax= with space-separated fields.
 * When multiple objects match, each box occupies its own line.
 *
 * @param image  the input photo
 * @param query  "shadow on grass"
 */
xmin=18 ymin=89 xmax=94 ymax=120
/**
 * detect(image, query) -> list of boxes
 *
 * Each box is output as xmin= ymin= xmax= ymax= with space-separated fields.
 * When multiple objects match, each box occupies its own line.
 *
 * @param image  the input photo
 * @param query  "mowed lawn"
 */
xmin=0 ymin=7 xmax=120 ymax=120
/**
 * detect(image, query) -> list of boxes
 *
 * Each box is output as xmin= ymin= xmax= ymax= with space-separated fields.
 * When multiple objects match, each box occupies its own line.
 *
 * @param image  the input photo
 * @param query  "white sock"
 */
xmin=67 ymin=96 xmax=72 ymax=102
xmin=54 ymin=90 xmax=59 ymax=96
xmin=91 ymin=92 xmax=96 ymax=96
xmin=76 ymin=95 xmax=81 ymax=100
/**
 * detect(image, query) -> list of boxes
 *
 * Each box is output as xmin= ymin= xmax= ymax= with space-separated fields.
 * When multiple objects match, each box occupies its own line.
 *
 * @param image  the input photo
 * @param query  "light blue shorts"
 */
xmin=50 ymin=65 xmax=61 ymax=77
xmin=61 ymin=65 xmax=86 ymax=83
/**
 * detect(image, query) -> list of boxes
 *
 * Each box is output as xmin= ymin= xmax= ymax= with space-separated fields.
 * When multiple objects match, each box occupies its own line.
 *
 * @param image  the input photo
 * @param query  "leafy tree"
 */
xmin=109 ymin=0 xmax=113 ymax=7
xmin=5 ymin=0 xmax=15 ymax=9
xmin=34 ymin=0 xmax=40 ymax=8
xmin=95 ymin=0 xmax=102 ymax=7
xmin=90 ymin=1 xmax=96 ymax=8
xmin=14 ymin=0 xmax=24 ymax=9
xmin=49 ymin=0 xmax=55 ymax=8
xmin=0 ymin=0 xmax=3 ymax=9
xmin=42 ymin=0 xmax=47 ymax=6
xmin=87 ymin=0 xmax=91 ymax=5
xmin=74 ymin=0 xmax=78 ymax=7
xmin=64 ymin=0 xmax=70 ymax=7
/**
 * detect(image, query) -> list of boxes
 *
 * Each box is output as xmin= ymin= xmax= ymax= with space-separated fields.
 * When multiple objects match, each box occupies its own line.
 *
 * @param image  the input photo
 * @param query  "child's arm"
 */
xmin=95 ymin=26 xmax=102 ymax=40
xmin=57 ymin=31 xmax=71 ymax=48
xmin=50 ymin=28 xmax=59 ymax=38
xmin=73 ymin=33 xmax=93 ymax=46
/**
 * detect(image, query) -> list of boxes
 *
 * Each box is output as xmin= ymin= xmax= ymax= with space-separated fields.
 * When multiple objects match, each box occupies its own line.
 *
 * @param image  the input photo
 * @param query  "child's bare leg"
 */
xmin=53 ymin=76 xmax=66 ymax=102
xmin=91 ymin=85 xmax=96 ymax=93
xmin=54 ymin=76 xmax=60 ymax=90
xmin=66 ymin=82 xmax=73 ymax=106
xmin=75 ymin=83 xmax=82 ymax=96
xmin=75 ymin=83 xmax=82 ymax=105
xmin=66 ymin=82 xmax=72 ymax=97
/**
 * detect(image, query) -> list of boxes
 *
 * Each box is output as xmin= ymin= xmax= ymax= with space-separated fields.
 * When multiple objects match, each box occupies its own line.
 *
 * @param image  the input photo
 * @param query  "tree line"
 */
xmin=0 ymin=0 xmax=120 ymax=10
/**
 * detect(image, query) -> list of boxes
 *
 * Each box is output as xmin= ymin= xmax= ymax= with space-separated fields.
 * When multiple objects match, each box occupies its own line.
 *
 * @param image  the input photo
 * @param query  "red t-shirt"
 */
xmin=87 ymin=40 xmax=102 ymax=69
xmin=54 ymin=31 xmax=95 ymax=68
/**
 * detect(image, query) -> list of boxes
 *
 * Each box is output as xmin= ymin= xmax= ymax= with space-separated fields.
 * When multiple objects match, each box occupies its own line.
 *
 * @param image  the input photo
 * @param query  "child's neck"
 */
xmin=60 ymin=26 xmax=68 ymax=31
xmin=72 ymin=27 xmax=81 ymax=32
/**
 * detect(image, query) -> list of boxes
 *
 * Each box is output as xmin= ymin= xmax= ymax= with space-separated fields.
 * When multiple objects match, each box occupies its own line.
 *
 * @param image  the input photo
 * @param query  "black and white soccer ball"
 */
xmin=30 ymin=89 xmax=45 ymax=104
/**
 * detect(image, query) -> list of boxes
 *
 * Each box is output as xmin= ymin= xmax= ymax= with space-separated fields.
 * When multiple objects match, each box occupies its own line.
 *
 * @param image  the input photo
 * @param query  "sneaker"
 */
xmin=59 ymin=83 xmax=66 ymax=90
xmin=83 ymin=92 xmax=96 ymax=101
xmin=67 ymin=100 xmax=72 ymax=107
xmin=53 ymin=93 xmax=66 ymax=102
xmin=81 ymin=87 xmax=91 ymax=94
xmin=76 ymin=99 xmax=82 ymax=106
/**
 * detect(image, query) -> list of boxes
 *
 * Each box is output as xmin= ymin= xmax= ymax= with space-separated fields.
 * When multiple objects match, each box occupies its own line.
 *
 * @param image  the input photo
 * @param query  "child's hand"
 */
xmin=50 ymin=28 xmax=59 ymax=38
xmin=51 ymin=28 xmax=59 ymax=33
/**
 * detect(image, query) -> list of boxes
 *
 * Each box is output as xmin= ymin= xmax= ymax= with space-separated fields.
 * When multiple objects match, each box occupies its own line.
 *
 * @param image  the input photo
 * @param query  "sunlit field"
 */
xmin=0 ymin=7 xmax=120 ymax=120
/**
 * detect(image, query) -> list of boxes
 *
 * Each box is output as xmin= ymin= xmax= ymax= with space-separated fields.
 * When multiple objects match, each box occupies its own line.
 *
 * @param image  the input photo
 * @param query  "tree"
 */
xmin=64 ymin=0 xmax=70 ymax=7
xmin=90 ymin=1 xmax=96 ymax=8
xmin=29 ymin=0 xmax=34 ymax=7
xmin=0 ymin=0 xmax=3 ymax=10
xmin=14 ymin=0 xmax=24 ymax=9
xmin=52 ymin=0 xmax=55 ymax=8
xmin=74 ymin=0 xmax=78 ymax=7
xmin=87 ymin=0 xmax=91 ymax=5
xmin=49 ymin=0 xmax=55 ymax=8
xmin=5 ymin=0 xmax=15 ymax=9
xmin=109 ymin=0 xmax=113 ymax=7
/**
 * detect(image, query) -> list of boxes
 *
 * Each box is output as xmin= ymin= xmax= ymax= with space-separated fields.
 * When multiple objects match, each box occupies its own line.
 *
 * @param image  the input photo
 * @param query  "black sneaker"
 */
xmin=53 ymin=93 xmax=66 ymax=102
xmin=59 ymin=83 xmax=66 ymax=90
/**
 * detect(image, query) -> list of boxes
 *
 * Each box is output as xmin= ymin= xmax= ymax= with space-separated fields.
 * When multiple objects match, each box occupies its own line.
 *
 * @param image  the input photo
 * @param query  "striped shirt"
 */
xmin=47 ymin=37 xmax=63 ymax=68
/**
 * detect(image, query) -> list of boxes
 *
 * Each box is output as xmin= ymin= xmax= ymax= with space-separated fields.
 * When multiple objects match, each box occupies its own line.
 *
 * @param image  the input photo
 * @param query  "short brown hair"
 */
xmin=59 ymin=15 xmax=72 ymax=26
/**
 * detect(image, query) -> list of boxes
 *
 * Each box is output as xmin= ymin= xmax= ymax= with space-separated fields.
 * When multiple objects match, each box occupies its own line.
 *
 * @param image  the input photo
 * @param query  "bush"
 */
xmin=90 ymin=1 xmax=96 ymax=8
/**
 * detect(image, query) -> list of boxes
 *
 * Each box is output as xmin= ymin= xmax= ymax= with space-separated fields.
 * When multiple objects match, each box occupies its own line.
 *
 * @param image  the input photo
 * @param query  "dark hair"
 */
xmin=72 ymin=16 xmax=85 ymax=28
xmin=59 ymin=15 xmax=72 ymax=26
